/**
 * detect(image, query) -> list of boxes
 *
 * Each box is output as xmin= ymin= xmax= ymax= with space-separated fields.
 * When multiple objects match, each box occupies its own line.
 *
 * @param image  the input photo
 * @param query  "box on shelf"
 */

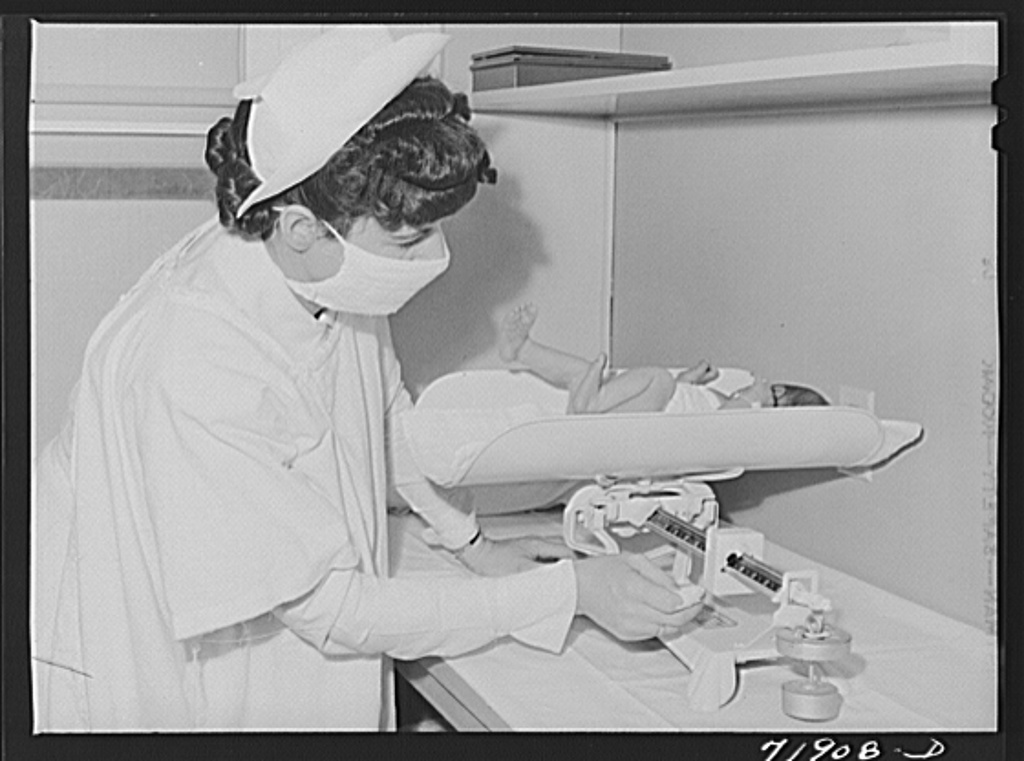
xmin=470 ymin=46 xmax=672 ymax=92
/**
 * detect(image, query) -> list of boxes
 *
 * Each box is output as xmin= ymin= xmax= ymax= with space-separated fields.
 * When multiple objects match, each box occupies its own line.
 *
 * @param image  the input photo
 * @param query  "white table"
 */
xmin=390 ymin=509 xmax=997 ymax=733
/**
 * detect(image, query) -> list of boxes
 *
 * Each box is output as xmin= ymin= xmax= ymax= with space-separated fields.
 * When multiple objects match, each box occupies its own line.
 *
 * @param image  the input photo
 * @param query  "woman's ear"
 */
xmin=276 ymin=205 xmax=320 ymax=252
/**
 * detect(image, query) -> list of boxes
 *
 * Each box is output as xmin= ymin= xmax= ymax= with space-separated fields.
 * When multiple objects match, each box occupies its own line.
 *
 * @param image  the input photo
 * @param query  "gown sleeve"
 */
xmin=263 ymin=321 xmax=575 ymax=659
xmin=380 ymin=324 xmax=479 ymax=550
xmin=276 ymin=558 xmax=578 ymax=658
xmin=132 ymin=300 xmax=359 ymax=640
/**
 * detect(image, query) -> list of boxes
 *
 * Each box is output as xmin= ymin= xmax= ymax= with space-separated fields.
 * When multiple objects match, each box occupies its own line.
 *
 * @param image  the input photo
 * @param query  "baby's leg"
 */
xmin=500 ymin=304 xmax=594 ymax=388
xmin=567 ymin=353 xmax=608 ymax=413
xmin=570 ymin=364 xmax=677 ymax=414
xmin=498 ymin=304 xmax=674 ymax=413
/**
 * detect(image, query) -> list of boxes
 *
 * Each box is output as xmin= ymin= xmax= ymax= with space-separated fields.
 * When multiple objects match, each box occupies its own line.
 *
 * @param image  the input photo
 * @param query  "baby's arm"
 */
xmin=712 ymin=388 xmax=745 ymax=408
xmin=676 ymin=360 xmax=720 ymax=385
xmin=717 ymin=378 xmax=771 ymax=409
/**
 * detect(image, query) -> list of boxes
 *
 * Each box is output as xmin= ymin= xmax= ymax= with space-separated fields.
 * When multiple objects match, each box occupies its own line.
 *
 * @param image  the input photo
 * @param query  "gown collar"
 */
xmin=211 ymin=224 xmax=335 ymax=365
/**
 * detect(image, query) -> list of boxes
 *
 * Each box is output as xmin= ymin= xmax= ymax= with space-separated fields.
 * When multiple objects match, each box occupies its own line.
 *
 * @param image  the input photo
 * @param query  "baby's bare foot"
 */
xmin=498 ymin=303 xmax=538 ymax=362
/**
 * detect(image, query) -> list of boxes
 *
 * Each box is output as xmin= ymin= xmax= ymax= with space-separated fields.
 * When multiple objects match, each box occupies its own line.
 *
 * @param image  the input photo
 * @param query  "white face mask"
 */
xmin=284 ymin=220 xmax=450 ymax=316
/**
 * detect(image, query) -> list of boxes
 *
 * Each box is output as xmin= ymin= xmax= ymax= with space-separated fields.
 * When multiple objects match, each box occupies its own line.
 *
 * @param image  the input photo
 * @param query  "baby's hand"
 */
xmin=731 ymin=377 xmax=772 ymax=408
xmin=677 ymin=360 xmax=719 ymax=385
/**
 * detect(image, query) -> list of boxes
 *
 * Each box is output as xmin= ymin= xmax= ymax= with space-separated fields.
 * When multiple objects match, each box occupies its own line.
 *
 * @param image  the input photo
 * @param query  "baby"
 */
xmin=498 ymin=303 xmax=828 ymax=414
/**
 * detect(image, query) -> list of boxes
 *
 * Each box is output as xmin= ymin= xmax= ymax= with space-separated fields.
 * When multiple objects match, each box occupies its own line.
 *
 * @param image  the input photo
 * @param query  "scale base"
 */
xmin=781 ymin=679 xmax=843 ymax=721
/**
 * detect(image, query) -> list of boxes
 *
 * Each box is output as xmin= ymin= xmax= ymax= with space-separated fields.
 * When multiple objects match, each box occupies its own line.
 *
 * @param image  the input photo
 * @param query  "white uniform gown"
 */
xmin=32 ymin=218 xmax=577 ymax=731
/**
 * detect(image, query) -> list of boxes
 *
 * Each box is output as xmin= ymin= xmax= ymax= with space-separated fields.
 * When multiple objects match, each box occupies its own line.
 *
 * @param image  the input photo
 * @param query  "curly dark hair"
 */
xmin=773 ymin=383 xmax=830 ymax=407
xmin=204 ymin=76 xmax=496 ymax=240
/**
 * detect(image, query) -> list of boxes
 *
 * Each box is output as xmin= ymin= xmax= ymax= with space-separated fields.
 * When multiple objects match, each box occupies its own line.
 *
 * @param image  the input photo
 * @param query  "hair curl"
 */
xmin=204 ymin=100 xmax=277 ymax=238
xmin=204 ymin=77 xmax=496 ymax=240
xmin=774 ymin=383 xmax=830 ymax=407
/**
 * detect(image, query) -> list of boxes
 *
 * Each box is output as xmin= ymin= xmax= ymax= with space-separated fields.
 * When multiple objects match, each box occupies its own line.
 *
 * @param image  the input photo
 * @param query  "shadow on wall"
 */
xmin=391 ymin=166 xmax=549 ymax=396
xmin=714 ymin=429 xmax=925 ymax=517
xmin=713 ymin=468 xmax=847 ymax=516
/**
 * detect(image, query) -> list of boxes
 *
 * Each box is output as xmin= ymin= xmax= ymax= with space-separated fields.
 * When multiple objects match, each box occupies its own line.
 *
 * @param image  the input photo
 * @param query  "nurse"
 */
xmin=32 ymin=26 xmax=701 ymax=731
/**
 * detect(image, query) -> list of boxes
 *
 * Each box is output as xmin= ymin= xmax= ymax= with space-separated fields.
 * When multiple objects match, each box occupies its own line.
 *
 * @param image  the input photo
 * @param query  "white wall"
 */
xmin=31 ymin=201 xmax=218 ymax=450
xmin=610 ymin=103 xmax=997 ymax=630
xmin=390 ymin=23 xmax=620 ymax=395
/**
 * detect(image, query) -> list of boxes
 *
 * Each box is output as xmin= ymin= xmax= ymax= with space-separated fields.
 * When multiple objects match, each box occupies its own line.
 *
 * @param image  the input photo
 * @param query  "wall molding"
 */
xmin=30 ymin=166 xmax=214 ymax=200
xmin=33 ymin=84 xmax=235 ymax=107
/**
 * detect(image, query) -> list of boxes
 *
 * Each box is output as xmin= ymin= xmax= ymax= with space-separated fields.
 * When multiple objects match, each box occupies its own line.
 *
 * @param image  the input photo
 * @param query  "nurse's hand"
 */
xmin=457 ymin=534 xmax=576 ymax=577
xmin=573 ymin=553 xmax=704 ymax=641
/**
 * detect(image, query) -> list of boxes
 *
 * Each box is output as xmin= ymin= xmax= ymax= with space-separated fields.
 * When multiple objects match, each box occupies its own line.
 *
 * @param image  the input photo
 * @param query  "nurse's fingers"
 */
xmin=624 ymin=555 xmax=703 ymax=615
xmin=575 ymin=555 xmax=704 ymax=641
xmin=636 ymin=583 xmax=699 ymax=618
xmin=623 ymin=553 xmax=682 ymax=593
xmin=654 ymin=601 xmax=705 ymax=635
xmin=637 ymin=589 xmax=705 ymax=633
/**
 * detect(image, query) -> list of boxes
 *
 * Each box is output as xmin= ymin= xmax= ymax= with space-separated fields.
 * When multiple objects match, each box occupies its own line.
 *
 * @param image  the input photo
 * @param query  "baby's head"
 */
xmin=731 ymin=379 xmax=829 ymax=408
xmin=772 ymin=383 xmax=829 ymax=407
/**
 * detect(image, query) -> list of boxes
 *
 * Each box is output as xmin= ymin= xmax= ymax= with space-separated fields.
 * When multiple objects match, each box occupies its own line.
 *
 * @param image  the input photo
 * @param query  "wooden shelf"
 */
xmin=470 ymin=27 xmax=996 ymax=119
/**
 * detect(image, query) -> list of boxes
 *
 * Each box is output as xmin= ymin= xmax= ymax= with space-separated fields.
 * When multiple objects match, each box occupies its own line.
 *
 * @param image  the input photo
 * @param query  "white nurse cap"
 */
xmin=233 ymin=25 xmax=450 ymax=217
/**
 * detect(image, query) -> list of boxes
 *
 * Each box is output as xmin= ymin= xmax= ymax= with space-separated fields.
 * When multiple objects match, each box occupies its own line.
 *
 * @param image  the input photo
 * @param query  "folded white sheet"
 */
xmin=403 ymin=370 xmax=923 ymax=488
